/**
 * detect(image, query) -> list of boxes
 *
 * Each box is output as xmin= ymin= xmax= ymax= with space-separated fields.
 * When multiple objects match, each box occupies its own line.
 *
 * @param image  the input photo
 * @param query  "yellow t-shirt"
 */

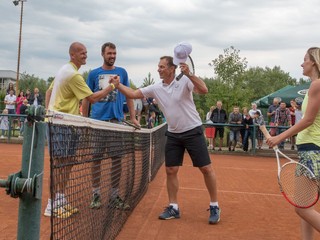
xmin=49 ymin=62 xmax=92 ymax=115
xmin=296 ymin=92 xmax=320 ymax=147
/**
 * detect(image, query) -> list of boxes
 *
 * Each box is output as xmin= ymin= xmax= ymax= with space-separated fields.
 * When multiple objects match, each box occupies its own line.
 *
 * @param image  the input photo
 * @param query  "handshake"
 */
xmin=109 ymin=75 xmax=120 ymax=88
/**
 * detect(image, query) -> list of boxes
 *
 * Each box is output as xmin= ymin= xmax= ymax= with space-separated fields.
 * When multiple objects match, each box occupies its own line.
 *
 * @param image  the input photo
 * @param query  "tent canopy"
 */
xmin=254 ymin=82 xmax=310 ymax=107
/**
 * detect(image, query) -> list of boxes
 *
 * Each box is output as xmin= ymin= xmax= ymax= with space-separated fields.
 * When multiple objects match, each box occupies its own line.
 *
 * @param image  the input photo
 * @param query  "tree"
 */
xmin=141 ymin=72 xmax=155 ymax=88
xmin=19 ymin=72 xmax=48 ymax=97
xmin=209 ymin=46 xmax=248 ymax=88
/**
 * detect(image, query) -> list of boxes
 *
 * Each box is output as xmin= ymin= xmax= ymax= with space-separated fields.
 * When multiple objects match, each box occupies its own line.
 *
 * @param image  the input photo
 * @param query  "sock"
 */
xmin=54 ymin=193 xmax=66 ymax=208
xmin=169 ymin=203 xmax=179 ymax=210
xmin=210 ymin=202 xmax=219 ymax=207
xmin=46 ymin=199 xmax=52 ymax=210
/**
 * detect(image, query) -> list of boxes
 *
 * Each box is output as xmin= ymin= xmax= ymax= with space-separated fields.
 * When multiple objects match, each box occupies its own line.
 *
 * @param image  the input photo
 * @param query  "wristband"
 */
xmin=110 ymin=83 xmax=115 ymax=90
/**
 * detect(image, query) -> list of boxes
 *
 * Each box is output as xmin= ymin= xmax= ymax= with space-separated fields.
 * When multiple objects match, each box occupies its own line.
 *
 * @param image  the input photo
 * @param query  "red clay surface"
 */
xmin=1 ymin=143 xmax=320 ymax=240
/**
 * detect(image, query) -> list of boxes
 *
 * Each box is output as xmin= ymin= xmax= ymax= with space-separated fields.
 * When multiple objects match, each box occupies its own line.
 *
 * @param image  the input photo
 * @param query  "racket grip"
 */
xmin=259 ymin=125 xmax=271 ymax=138
xmin=176 ymin=72 xmax=184 ymax=81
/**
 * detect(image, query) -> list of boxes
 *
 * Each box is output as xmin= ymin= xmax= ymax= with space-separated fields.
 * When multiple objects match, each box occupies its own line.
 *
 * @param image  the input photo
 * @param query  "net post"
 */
xmin=16 ymin=121 xmax=46 ymax=240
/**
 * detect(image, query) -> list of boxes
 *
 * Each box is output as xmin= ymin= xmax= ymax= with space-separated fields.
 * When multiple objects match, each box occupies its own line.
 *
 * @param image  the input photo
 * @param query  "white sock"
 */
xmin=54 ymin=193 xmax=67 ymax=208
xmin=46 ymin=199 xmax=52 ymax=210
xmin=210 ymin=202 xmax=219 ymax=207
xmin=169 ymin=203 xmax=179 ymax=210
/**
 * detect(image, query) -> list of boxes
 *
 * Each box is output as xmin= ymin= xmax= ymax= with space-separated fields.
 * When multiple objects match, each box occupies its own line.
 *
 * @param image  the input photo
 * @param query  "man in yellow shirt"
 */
xmin=44 ymin=42 xmax=117 ymax=218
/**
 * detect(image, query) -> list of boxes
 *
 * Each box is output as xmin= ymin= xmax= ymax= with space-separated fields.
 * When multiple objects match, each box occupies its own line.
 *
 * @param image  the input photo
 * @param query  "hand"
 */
xmin=179 ymin=63 xmax=191 ymax=76
xmin=266 ymin=136 xmax=282 ymax=148
xmin=130 ymin=118 xmax=141 ymax=128
xmin=109 ymin=75 xmax=120 ymax=87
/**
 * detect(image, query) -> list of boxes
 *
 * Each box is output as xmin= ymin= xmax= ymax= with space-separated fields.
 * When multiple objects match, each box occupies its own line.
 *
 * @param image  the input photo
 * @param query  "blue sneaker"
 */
xmin=208 ymin=206 xmax=221 ymax=224
xmin=159 ymin=206 xmax=180 ymax=220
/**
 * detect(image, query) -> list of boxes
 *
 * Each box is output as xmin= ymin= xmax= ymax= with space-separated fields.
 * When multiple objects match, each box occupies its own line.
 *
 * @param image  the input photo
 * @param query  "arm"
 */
xmin=85 ymin=84 xmax=114 ymax=104
xmin=45 ymin=88 xmax=52 ymax=109
xmin=180 ymin=62 xmax=208 ymax=94
xmin=113 ymin=83 xmax=144 ymax=99
xmin=82 ymin=98 xmax=90 ymax=117
xmin=266 ymin=81 xmax=320 ymax=147
xmin=126 ymin=98 xmax=140 ymax=126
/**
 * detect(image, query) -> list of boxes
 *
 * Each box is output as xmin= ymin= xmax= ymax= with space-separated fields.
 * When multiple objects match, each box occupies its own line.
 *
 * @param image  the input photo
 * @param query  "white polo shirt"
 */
xmin=4 ymin=94 xmax=17 ymax=110
xmin=140 ymin=75 xmax=202 ymax=133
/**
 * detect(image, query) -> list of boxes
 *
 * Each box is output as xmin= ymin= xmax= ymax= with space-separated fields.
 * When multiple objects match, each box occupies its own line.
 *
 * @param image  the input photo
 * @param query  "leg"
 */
xmin=199 ymin=164 xmax=218 ymax=202
xmin=296 ymin=207 xmax=320 ymax=236
xmin=166 ymin=166 xmax=180 ymax=203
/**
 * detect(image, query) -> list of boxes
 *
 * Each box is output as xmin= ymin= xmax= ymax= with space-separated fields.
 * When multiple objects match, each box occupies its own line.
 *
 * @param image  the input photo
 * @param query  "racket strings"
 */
xmin=280 ymin=163 xmax=319 ymax=208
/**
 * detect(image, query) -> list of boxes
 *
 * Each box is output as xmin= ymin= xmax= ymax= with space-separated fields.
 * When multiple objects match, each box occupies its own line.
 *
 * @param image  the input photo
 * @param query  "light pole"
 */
xmin=13 ymin=0 xmax=26 ymax=94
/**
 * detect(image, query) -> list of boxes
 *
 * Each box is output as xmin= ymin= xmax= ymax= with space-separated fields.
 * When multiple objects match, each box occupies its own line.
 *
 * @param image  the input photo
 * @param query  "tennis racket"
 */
xmin=176 ymin=55 xmax=195 ymax=81
xmin=259 ymin=125 xmax=319 ymax=208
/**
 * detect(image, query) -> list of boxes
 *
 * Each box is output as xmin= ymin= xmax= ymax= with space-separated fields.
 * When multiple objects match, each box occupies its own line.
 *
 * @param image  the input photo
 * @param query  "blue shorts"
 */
xmin=165 ymin=126 xmax=211 ymax=167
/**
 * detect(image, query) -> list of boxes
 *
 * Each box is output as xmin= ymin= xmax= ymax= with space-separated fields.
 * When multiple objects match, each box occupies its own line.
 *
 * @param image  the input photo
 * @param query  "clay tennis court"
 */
xmin=1 ymin=143 xmax=320 ymax=240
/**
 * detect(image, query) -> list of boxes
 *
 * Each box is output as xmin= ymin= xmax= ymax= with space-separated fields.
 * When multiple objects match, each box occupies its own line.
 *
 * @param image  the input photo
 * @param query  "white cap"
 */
xmin=173 ymin=42 xmax=192 ymax=65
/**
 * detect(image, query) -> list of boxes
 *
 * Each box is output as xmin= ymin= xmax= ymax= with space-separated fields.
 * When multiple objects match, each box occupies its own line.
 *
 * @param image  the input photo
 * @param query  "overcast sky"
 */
xmin=0 ymin=0 xmax=318 ymax=87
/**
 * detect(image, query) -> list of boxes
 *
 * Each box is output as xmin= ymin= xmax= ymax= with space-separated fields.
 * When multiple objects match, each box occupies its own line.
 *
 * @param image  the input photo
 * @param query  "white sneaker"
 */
xmin=44 ymin=206 xmax=51 ymax=217
xmin=0 ymin=135 xmax=4 ymax=139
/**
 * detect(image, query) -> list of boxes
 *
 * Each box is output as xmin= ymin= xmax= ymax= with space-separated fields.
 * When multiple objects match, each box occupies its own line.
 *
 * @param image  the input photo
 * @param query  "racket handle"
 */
xmin=176 ymin=72 xmax=184 ymax=81
xmin=259 ymin=125 xmax=271 ymax=138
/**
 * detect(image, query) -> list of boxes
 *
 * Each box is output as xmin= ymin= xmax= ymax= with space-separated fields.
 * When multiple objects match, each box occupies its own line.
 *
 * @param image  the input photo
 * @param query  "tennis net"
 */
xmin=47 ymin=111 xmax=166 ymax=240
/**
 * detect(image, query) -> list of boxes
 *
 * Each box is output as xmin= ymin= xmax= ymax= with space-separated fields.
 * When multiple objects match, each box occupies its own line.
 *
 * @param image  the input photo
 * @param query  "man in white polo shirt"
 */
xmin=4 ymin=89 xmax=17 ymax=114
xmin=109 ymin=43 xmax=221 ymax=225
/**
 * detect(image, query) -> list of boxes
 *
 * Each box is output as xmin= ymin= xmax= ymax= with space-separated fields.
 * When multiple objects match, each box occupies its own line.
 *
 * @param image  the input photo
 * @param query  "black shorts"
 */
xmin=165 ymin=126 xmax=212 ymax=167
xmin=214 ymin=127 xmax=225 ymax=139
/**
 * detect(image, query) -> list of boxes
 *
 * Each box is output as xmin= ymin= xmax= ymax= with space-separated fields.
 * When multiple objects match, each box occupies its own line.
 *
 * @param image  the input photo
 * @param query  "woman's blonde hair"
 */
xmin=307 ymin=47 xmax=320 ymax=77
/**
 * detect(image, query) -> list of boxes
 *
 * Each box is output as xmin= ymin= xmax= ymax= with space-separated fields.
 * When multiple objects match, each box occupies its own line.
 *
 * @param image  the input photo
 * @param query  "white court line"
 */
xmin=180 ymin=187 xmax=282 ymax=197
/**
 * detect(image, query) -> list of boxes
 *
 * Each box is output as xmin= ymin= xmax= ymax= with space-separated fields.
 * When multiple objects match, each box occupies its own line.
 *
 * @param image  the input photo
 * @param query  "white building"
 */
xmin=0 ymin=70 xmax=18 ymax=91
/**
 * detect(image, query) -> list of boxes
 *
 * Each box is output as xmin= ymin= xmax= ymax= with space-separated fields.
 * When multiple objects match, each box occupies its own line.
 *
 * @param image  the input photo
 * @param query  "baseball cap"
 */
xmin=173 ymin=42 xmax=192 ymax=65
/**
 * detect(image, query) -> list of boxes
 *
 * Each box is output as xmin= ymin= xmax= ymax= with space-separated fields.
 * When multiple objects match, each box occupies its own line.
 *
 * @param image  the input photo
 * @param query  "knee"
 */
xmin=166 ymin=167 xmax=179 ymax=176
xmin=199 ymin=164 xmax=213 ymax=175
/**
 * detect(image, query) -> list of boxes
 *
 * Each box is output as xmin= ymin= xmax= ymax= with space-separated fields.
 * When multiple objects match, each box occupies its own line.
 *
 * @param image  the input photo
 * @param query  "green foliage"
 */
xmin=18 ymin=72 xmax=49 ymax=97
xmin=130 ymin=80 xmax=137 ymax=89
xmin=0 ymin=89 xmax=5 ymax=111
xmin=141 ymin=72 xmax=155 ymax=88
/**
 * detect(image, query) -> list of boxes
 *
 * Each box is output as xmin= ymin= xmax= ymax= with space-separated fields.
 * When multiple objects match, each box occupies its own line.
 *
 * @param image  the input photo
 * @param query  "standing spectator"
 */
xmin=19 ymin=99 xmax=29 ymax=137
xmin=274 ymin=101 xmax=292 ymax=149
xmin=205 ymin=106 xmax=216 ymax=150
xmin=110 ymin=54 xmax=221 ymax=224
xmin=267 ymin=97 xmax=280 ymax=136
xmin=148 ymin=111 xmax=156 ymax=129
xmin=289 ymin=99 xmax=297 ymax=150
xmin=16 ymin=90 xmax=26 ymax=115
xmin=29 ymin=88 xmax=43 ymax=106
xmin=241 ymin=107 xmax=253 ymax=152
xmin=249 ymin=103 xmax=262 ymax=118
xmin=295 ymin=99 xmax=303 ymax=125
xmin=25 ymin=89 xmax=32 ymax=104
xmin=249 ymin=103 xmax=263 ymax=149
xmin=134 ymin=98 xmax=143 ymax=124
xmin=4 ymin=90 xmax=16 ymax=114
xmin=149 ymin=98 xmax=161 ymax=125
xmin=0 ymin=108 xmax=9 ymax=138
xmin=6 ymin=82 xmax=15 ymax=95
xmin=228 ymin=106 xmax=242 ymax=151
xmin=210 ymin=100 xmax=227 ymax=151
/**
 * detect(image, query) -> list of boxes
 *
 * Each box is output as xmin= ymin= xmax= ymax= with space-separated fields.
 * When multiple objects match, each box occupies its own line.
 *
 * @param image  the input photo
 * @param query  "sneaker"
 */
xmin=159 ymin=206 xmax=180 ymax=220
xmin=218 ymin=148 xmax=222 ymax=151
xmin=208 ymin=206 xmax=221 ymax=224
xmin=90 ymin=193 xmax=102 ymax=209
xmin=63 ymin=203 xmax=79 ymax=214
xmin=0 ymin=135 xmax=4 ymax=139
xmin=44 ymin=206 xmax=73 ymax=218
xmin=109 ymin=196 xmax=130 ymax=210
